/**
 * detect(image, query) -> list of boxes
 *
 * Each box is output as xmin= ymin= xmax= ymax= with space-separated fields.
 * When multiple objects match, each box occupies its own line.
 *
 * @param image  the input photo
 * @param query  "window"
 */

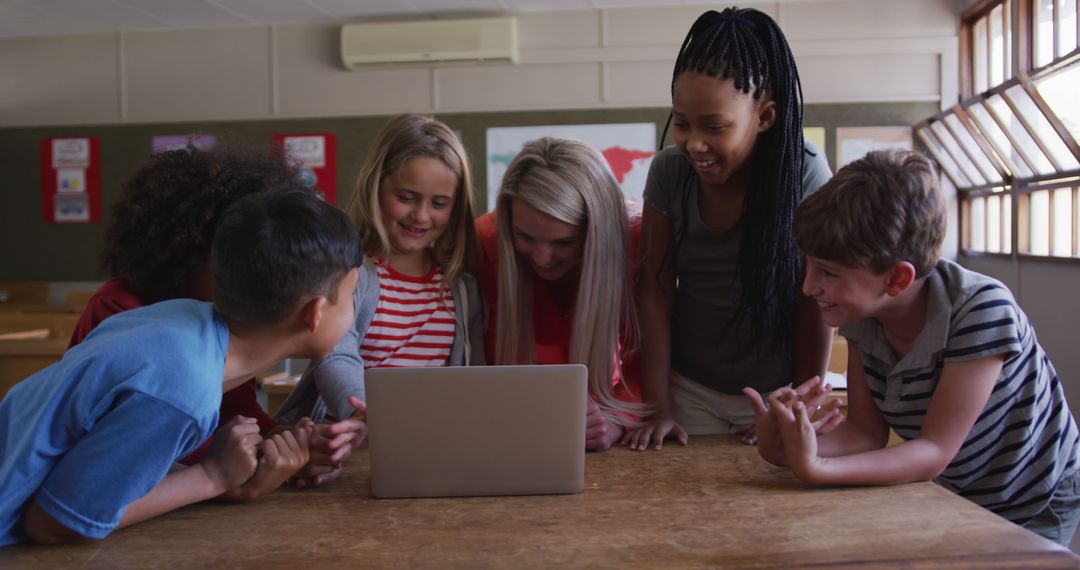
xmin=926 ymin=0 xmax=1080 ymax=260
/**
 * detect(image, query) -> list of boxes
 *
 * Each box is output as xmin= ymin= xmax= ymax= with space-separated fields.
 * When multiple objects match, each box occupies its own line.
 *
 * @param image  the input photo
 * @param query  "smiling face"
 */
xmin=378 ymin=157 xmax=457 ymax=272
xmin=670 ymin=71 xmax=775 ymax=191
xmin=802 ymin=255 xmax=893 ymax=327
xmin=510 ymin=197 xmax=585 ymax=283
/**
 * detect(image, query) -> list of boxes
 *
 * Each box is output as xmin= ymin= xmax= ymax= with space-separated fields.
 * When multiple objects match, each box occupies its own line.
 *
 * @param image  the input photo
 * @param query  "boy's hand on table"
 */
xmin=744 ymin=377 xmax=844 ymax=465
xmin=225 ymin=426 xmax=312 ymax=500
xmin=202 ymin=415 xmax=262 ymax=494
xmin=744 ymin=387 xmax=785 ymax=464
xmin=771 ymin=395 xmax=826 ymax=483
xmin=292 ymin=396 xmax=367 ymax=489
xmin=621 ymin=413 xmax=688 ymax=451
xmin=585 ymin=400 xmax=624 ymax=451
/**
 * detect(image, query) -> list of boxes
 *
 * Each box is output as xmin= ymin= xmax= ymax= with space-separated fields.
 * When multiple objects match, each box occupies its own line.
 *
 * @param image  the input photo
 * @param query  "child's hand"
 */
xmin=225 ymin=426 xmax=312 ymax=501
xmin=585 ymin=401 xmax=624 ymax=451
xmin=621 ymin=414 xmax=688 ymax=451
xmin=293 ymin=396 xmax=366 ymax=489
xmin=201 ymin=415 xmax=262 ymax=494
xmin=793 ymin=376 xmax=845 ymax=436
xmin=744 ymin=377 xmax=844 ymax=465
xmin=770 ymin=395 xmax=824 ymax=483
xmin=743 ymin=387 xmax=785 ymax=466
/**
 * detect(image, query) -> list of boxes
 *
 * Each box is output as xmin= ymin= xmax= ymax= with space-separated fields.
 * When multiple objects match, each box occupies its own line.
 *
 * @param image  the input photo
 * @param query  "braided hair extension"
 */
xmin=659 ymin=7 xmax=806 ymax=355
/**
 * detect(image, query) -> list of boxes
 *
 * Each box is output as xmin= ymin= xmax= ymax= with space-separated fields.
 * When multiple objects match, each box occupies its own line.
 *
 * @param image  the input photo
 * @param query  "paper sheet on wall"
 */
xmin=485 ymin=123 xmax=656 ymax=212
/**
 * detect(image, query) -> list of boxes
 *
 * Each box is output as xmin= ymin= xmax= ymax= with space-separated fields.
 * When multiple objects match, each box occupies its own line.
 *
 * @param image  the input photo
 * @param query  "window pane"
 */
xmin=968 ymin=102 xmax=1034 ymax=177
xmin=1035 ymin=0 xmax=1055 ymax=66
xmin=1035 ymin=63 xmax=1080 ymax=145
xmin=988 ymin=194 xmax=1002 ymax=252
xmin=1075 ymin=188 xmax=1079 ymax=255
xmin=918 ymin=127 xmax=971 ymax=186
xmin=1052 ymin=187 xmax=1074 ymax=256
xmin=1030 ymin=189 xmax=1051 ymax=255
xmin=990 ymin=6 xmax=1006 ymax=86
xmin=972 ymin=196 xmax=987 ymax=251
xmin=1004 ymin=0 xmax=1012 ymax=78
xmin=945 ymin=114 xmax=1004 ymax=182
xmin=989 ymin=93 xmax=1056 ymax=175
xmin=1006 ymin=85 xmax=1080 ymax=170
xmin=1003 ymin=193 xmax=1013 ymax=253
xmin=931 ymin=121 xmax=987 ymax=185
xmin=1059 ymin=0 xmax=1077 ymax=57
xmin=974 ymin=16 xmax=990 ymax=92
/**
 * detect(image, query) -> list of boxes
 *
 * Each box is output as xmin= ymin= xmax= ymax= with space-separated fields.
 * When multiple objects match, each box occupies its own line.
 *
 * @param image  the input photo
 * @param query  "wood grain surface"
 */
xmin=1 ymin=435 xmax=1076 ymax=569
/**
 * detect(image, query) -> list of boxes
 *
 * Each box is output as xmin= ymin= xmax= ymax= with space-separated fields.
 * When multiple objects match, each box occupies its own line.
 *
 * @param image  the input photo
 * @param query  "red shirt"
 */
xmin=474 ymin=205 xmax=644 ymax=421
xmin=68 ymin=277 xmax=278 ymax=465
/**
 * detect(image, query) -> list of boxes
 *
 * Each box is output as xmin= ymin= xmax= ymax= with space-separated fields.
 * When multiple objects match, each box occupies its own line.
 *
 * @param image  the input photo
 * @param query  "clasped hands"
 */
xmin=742 ymin=376 xmax=843 ymax=469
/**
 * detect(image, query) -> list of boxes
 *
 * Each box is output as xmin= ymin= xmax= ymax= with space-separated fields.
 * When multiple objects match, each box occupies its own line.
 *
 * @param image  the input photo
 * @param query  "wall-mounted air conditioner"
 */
xmin=340 ymin=16 xmax=518 ymax=69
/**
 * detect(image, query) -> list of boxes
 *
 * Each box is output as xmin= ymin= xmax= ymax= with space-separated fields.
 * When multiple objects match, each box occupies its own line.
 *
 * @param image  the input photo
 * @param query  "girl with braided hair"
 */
xmin=625 ymin=7 xmax=835 ymax=450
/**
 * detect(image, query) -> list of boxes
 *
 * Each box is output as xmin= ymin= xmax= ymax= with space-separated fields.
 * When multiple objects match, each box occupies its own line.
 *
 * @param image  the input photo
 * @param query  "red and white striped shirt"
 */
xmin=360 ymin=261 xmax=456 ymax=369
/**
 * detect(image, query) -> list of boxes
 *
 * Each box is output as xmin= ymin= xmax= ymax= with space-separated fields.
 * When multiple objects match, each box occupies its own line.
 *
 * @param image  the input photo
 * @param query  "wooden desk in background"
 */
xmin=0 ymin=338 xmax=68 ymax=400
xmin=1 ymin=436 xmax=1075 ymax=568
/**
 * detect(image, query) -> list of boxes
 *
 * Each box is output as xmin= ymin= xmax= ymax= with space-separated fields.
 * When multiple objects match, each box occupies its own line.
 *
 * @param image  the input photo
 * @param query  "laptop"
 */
xmin=365 ymin=364 xmax=587 ymax=499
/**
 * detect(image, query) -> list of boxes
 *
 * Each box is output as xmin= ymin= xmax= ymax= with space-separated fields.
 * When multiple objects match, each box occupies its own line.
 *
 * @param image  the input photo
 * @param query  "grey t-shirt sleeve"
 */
xmin=643 ymin=146 xmax=682 ymax=217
xmin=801 ymin=139 xmax=833 ymax=198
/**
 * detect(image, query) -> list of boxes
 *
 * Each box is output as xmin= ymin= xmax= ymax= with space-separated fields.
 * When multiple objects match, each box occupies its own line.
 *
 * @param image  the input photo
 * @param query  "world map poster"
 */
xmin=485 ymin=123 xmax=657 ymax=212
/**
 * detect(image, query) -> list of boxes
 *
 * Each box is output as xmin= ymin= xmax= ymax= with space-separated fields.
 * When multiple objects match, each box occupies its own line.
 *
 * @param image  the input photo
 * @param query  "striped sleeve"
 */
xmin=944 ymin=284 xmax=1022 ymax=363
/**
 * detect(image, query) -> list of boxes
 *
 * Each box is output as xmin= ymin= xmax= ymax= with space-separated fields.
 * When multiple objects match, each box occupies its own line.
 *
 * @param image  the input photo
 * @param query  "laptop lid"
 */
xmin=365 ymin=364 xmax=587 ymax=499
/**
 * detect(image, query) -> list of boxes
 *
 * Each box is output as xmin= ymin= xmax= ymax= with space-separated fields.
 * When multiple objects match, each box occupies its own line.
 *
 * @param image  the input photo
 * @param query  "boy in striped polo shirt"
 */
xmin=746 ymin=149 xmax=1080 ymax=545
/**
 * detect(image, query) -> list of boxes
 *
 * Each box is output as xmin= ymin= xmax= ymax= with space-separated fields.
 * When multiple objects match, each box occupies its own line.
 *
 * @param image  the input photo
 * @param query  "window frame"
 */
xmin=939 ymin=0 xmax=1080 ymax=261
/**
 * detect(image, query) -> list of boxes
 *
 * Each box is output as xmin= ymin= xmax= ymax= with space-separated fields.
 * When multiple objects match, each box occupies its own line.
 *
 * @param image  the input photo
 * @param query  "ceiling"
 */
xmin=0 ymin=0 xmax=777 ymax=38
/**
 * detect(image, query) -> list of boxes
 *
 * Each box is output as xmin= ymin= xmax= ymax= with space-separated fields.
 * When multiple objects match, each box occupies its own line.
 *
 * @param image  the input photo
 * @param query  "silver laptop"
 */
xmin=365 ymin=364 xmax=587 ymax=498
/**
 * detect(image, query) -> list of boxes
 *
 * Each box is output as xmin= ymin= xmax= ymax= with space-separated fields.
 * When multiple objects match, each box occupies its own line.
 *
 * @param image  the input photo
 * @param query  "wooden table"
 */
xmin=1 ymin=436 xmax=1076 ymax=568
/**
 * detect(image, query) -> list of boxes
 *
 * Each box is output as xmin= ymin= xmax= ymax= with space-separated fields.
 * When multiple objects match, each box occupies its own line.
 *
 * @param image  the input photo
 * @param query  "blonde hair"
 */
xmin=345 ymin=114 xmax=478 ymax=281
xmin=494 ymin=137 xmax=642 ymax=426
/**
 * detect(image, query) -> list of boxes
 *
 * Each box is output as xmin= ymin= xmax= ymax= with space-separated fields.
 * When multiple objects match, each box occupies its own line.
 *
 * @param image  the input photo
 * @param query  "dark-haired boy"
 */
xmin=0 ymin=187 xmax=363 ymax=546
xmin=746 ymin=150 xmax=1080 ymax=545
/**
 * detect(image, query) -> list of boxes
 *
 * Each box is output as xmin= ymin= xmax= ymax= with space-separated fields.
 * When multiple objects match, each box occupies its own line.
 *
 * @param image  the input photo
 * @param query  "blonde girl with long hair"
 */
xmin=474 ymin=137 xmax=644 ymax=451
xmin=277 ymin=114 xmax=485 ymax=429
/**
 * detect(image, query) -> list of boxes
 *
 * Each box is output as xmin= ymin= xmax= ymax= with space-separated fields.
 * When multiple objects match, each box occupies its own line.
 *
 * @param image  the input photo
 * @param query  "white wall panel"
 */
xmin=799 ymin=53 xmax=941 ymax=103
xmin=125 ymin=27 xmax=272 ymax=122
xmin=780 ymin=0 xmax=958 ymax=40
xmin=604 ymin=61 xmax=672 ymax=105
xmin=517 ymin=10 xmax=599 ymax=49
xmin=0 ymin=34 xmax=120 ymax=126
xmin=602 ymin=3 xmax=778 ymax=47
xmin=436 ymin=63 xmax=600 ymax=110
xmin=275 ymin=24 xmax=432 ymax=117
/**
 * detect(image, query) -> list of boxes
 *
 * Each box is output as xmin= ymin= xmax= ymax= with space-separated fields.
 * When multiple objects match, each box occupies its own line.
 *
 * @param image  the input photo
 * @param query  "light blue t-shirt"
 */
xmin=0 ymin=300 xmax=227 ymax=547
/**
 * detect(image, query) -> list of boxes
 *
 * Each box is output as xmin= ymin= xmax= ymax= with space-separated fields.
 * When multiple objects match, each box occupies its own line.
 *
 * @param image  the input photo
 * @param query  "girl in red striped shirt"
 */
xmin=275 ymin=115 xmax=485 ymax=429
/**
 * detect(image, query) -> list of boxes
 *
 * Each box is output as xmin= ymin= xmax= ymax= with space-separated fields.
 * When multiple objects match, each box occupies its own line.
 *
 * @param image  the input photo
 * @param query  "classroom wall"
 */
xmin=960 ymin=256 xmax=1080 ymax=423
xmin=0 ymin=101 xmax=939 ymax=282
xmin=0 ymin=0 xmax=959 ymax=126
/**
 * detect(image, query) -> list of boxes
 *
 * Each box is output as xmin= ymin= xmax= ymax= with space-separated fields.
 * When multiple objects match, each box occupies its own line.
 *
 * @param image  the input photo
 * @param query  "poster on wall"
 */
xmin=835 ymin=126 xmax=913 ymax=168
xmin=40 ymin=137 xmax=101 ymax=223
xmin=272 ymin=133 xmax=337 ymax=205
xmin=485 ymin=123 xmax=657 ymax=212
xmin=151 ymin=134 xmax=217 ymax=154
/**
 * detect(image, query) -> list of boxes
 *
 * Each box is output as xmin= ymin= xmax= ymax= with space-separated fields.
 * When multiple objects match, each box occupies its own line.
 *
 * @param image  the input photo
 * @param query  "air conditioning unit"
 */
xmin=340 ymin=16 xmax=518 ymax=68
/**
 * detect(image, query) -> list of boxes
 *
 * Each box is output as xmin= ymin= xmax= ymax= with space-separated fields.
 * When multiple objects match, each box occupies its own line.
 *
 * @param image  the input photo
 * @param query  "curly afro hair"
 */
xmin=103 ymin=145 xmax=297 ymax=303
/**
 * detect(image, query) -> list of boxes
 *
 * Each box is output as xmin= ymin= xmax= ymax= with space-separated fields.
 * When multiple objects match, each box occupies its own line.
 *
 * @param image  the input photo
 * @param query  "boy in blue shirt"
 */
xmin=0 ymin=186 xmax=363 ymax=546
xmin=745 ymin=150 xmax=1080 ymax=545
